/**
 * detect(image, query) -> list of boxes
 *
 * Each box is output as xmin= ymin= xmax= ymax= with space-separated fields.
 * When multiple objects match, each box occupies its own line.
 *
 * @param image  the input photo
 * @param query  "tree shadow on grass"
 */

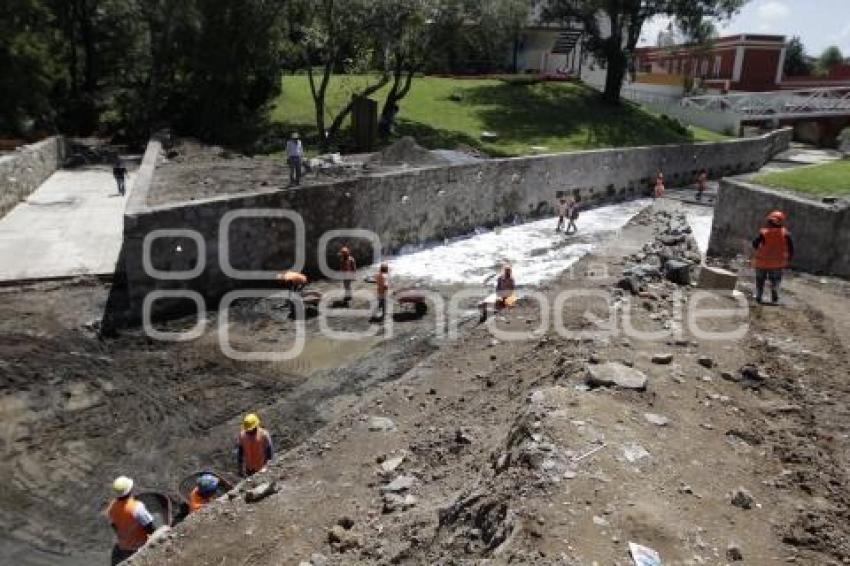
xmin=457 ymin=81 xmax=693 ymax=149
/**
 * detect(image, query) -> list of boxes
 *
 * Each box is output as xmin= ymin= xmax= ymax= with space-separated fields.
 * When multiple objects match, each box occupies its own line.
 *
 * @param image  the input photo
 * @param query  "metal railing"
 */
xmin=681 ymin=87 xmax=850 ymax=119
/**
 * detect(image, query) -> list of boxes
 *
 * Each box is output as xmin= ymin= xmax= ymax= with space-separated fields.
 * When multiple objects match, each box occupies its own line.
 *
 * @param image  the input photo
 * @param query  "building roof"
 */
xmin=635 ymin=33 xmax=786 ymax=56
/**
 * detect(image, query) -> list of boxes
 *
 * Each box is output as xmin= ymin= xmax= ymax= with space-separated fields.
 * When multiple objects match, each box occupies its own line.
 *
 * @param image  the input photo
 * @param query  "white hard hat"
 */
xmin=112 ymin=476 xmax=133 ymax=497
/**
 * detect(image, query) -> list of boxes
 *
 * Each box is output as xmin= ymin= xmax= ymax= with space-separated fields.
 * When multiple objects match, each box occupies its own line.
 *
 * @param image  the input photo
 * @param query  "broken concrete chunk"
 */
xmin=380 ymin=475 xmax=416 ymax=493
xmin=622 ymin=442 xmax=651 ymax=463
xmin=380 ymin=454 xmax=405 ymax=473
xmin=643 ymin=413 xmax=669 ymax=426
xmin=698 ymin=266 xmax=738 ymax=291
xmin=244 ymin=481 xmax=277 ymax=503
xmin=651 ymin=353 xmax=674 ymax=365
xmin=367 ymin=416 xmax=396 ymax=432
xmin=664 ymin=259 xmax=691 ymax=285
xmin=327 ymin=524 xmax=361 ymax=551
xmin=586 ymin=362 xmax=648 ymax=391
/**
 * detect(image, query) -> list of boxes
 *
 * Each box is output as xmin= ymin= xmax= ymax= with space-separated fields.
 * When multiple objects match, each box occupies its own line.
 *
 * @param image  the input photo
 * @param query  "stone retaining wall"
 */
xmin=124 ymin=129 xmax=792 ymax=320
xmin=0 ymin=137 xmax=67 ymax=218
xmin=708 ymin=178 xmax=850 ymax=278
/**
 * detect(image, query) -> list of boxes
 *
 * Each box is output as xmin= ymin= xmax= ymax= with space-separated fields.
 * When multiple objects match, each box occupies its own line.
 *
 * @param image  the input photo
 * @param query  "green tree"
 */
xmin=818 ymin=45 xmax=844 ymax=75
xmin=544 ymin=0 xmax=748 ymax=104
xmin=0 ymin=0 xmax=60 ymax=136
xmin=783 ymin=36 xmax=811 ymax=77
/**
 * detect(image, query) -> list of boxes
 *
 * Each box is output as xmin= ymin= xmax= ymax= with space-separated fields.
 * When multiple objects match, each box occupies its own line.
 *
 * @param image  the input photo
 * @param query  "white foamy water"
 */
xmin=687 ymin=207 xmax=714 ymax=256
xmin=388 ymin=199 xmax=651 ymax=285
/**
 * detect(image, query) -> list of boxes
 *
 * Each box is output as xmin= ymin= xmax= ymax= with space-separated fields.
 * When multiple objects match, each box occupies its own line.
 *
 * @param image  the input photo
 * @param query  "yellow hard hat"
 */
xmin=242 ymin=413 xmax=260 ymax=431
xmin=112 ymin=476 xmax=133 ymax=497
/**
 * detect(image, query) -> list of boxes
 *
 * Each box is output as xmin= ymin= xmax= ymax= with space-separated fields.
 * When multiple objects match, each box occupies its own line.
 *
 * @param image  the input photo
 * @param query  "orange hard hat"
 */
xmin=766 ymin=210 xmax=786 ymax=224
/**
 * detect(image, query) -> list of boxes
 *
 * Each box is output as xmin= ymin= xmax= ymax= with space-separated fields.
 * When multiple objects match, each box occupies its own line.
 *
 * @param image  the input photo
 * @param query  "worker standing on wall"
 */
xmin=752 ymin=210 xmax=794 ymax=304
xmin=555 ymin=196 xmax=568 ymax=232
xmin=236 ymin=413 xmax=273 ymax=477
xmin=566 ymin=198 xmax=580 ymax=234
xmin=187 ymin=474 xmax=219 ymax=513
xmin=339 ymin=246 xmax=357 ymax=304
xmin=286 ymin=132 xmax=303 ymax=186
xmin=106 ymin=476 xmax=156 ymax=564
xmin=696 ymin=168 xmax=708 ymax=201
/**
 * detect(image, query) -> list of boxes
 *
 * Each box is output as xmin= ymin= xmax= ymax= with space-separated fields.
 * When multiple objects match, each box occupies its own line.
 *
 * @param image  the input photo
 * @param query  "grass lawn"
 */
xmin=270 ymin=75 xmax=727 ymax=157
xmin=751 ymin=160 xmax=850 ymax=197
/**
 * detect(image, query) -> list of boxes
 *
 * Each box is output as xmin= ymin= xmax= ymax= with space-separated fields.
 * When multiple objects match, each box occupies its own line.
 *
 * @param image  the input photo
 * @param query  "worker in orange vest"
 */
xmin=106 ymin=476 xmax=155 ymax=564
xmin=276 ymin=270 xmax=307 ymax=292
xmin=187 ymin=473 xmax=219 ymax=513
xmin=339 ymin=246 xmax=357 ymax=304
xmin=752 ymin=210 xmax=794 ymax=304
xmin=237 ymin=413 xmax=273 ymax=477
xmin=373 ymin=262 xmax=390 ymax=320
xmin=654 ymin=169 xmax=665 ymax=198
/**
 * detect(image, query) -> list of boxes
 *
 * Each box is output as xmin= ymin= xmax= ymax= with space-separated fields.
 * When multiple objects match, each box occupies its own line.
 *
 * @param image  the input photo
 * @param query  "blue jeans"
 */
xmin=288 ymin=156 xmax=302 ymax=184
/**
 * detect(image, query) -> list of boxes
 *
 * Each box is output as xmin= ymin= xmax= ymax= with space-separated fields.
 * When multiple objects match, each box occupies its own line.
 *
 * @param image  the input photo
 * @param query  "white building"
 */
xmin=512 ymin=2 xmax=584 ymax=75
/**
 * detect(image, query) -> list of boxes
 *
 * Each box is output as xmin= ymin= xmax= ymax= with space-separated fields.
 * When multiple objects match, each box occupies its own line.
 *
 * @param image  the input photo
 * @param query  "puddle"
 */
xmin=388 ymin=199 xmax=651 ymax=285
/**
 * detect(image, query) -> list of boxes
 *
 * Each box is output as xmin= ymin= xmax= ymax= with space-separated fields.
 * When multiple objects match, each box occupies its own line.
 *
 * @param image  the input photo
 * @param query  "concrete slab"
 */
xmin=0 ymin=166 xmax=134 ymax=282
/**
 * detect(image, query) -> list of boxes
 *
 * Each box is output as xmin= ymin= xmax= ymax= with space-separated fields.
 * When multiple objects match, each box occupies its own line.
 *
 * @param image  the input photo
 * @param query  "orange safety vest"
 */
xmin=376 ymin=273 xmax=389 ymax=298
xmin=188 ymin=487 xmax=213 ymax=513
xmin=753 ymin=227 xmax=789 ymax=270
xmin=107 ymin=497 xmax=149 ymax=551
xmin=281 ymin=271 xmax=307 ymax=285
xmin=240 ymin=428 xmax=270 ymax=473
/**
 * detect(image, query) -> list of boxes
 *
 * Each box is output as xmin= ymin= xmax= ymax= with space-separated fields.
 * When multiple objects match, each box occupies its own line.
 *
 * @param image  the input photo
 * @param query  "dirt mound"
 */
xmin=366 ymin=136 xmax=449 ymax=167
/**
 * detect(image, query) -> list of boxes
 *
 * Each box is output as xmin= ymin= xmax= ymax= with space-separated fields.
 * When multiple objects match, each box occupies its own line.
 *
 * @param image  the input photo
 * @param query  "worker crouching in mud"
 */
xmin=752 ymin=210 xmax=794 ymax=304
xmin=479 ymin=265 xmax=516 ymax=322
xmin=188 ymin=474 xmax=219 ymax=513
xmin=106 ymin=476 xmax=156 ymax=564
xmin=276 ymin=270 xmax=308 ymax=317
xmin=237 ymin=413 xmax=273 ymax=477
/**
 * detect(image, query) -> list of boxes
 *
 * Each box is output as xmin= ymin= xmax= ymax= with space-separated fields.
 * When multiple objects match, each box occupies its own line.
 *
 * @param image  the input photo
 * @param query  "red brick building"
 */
xmin=634 ymin=34 xmax=787 ymax=92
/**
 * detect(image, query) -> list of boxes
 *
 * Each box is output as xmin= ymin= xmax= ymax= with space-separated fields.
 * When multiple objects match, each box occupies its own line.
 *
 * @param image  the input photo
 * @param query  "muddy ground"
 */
xmin=2 ymin=201 xmax=849 ymax=565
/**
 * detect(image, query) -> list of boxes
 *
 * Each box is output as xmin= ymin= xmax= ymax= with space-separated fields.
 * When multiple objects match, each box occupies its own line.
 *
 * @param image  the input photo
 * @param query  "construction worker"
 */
xmin=106 ymin=476 xmax=155 ymax=564
xmin=555 ymin=196 xmax=568 ymax=232
xmin=479 ymin=265 xmax=517 ymax=322
xmin=187 ymin=474 xmax=219 ymax=513
xmin=373 ymin=262 xmax=390 ymax=320
xmin=276 ymin=270 xmax=307 ymax=293
xmin=237 ymin=413 xmax=273 ymax=477
xmin=566 ymin=198 xmax=579 ymax=234
xmin=752 ymin=210 xmax=794 ymax=304
xmin=339 ymin=246 xmax=357 ymax=303
xmin=696 ymin=168 xmax=708 ymax=201
xmin=654 ymin=169 xmax=665 ymax=199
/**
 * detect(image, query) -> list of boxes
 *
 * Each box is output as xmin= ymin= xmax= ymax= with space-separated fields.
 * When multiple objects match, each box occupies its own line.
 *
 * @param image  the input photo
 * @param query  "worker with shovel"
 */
xmin=106 ymin=476 xmax=156 ymax=564
xmin=237 ymin=413 xmax=273 ymax=477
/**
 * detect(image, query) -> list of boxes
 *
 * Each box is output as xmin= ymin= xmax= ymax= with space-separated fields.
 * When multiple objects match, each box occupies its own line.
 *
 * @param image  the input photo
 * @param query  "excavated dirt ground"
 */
xmin=2 ymin=201 xmax=849 ymax=566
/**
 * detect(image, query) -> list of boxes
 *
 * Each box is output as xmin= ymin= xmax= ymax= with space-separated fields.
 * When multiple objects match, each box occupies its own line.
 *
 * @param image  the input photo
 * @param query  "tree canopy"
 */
xmin=783 ymin=36 xmax=811 ymax=77
xmin=544 ymin=0 xmax=748 ymax=103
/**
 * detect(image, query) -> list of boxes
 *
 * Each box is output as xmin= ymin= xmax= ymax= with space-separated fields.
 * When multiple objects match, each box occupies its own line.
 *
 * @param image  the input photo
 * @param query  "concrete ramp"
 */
xmin=0 ymin=167 xmax=133 ymax=283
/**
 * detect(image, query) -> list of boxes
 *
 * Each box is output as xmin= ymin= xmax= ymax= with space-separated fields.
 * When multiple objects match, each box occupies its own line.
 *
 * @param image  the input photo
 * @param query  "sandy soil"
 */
xmin=2 ymin=200 xmax=848 ymax=565
xmin=119 ymin=201 xmax=847 ymax=566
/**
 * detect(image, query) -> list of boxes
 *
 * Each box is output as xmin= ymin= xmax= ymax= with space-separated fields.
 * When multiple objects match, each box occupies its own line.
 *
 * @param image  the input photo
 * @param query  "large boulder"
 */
xmin=698 ymin=266 xmax=738 ymax=291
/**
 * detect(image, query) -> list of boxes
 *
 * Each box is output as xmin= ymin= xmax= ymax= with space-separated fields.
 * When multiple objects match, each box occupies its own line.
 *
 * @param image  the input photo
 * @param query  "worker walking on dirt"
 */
xmin=752 ymin=210 xmax=794 ymax=305
xmin=113 ymin=158 xmax=128 ymax=196
xmin=339 ymin=246 xmax=357 ymax=304
xmin=106 ymin=476 xmax=155 ymax=564
xmin=188 ymin=474 xmax=219 ymax=513
xmin=237 ymin=413 xmax=273 ymax=477
xmin=286 ymin=132 xmax=303 ymax=186
xmin=373 ymin=262 xmax=390 ymax=321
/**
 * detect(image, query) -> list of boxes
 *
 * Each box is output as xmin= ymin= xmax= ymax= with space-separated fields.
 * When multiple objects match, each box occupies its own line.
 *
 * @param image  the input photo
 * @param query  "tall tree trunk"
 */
xmin=602 ymin=50 xmax=627 ymax=104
